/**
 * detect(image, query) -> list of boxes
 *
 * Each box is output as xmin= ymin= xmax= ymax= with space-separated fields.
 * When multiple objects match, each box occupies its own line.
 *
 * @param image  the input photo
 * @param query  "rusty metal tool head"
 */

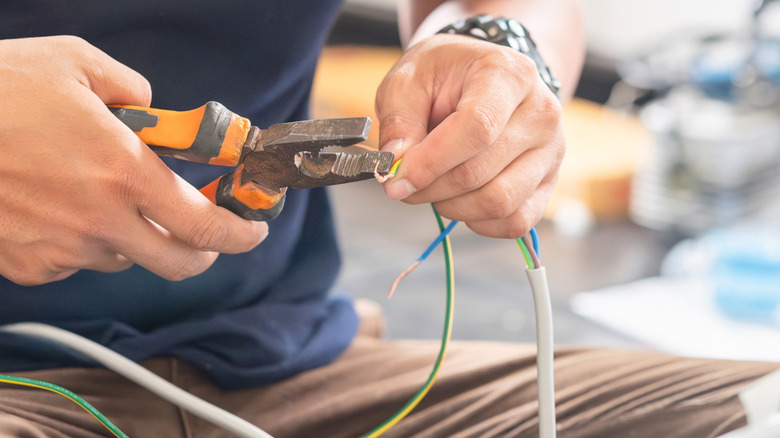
xmin=239 ymin=117 xmax=394 ymax=192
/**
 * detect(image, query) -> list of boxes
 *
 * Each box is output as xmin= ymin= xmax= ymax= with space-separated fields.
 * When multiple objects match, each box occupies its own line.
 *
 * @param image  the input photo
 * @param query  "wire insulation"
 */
xmin=364 ymin=206 xmax=454 ymax=437
xmin=0 ymin=374 xmax=128 ymax=438
xmin=529 ymin=227 xmax=540 ymax=257
xmin=0 ymin=323 xmax=274 ymax=438
xmin=517 ymin=237 xmax=536 ymax=269
xmin=526 ymin=267 xmax=556 ymax=438
xmin=521 ymin=234 xmax=541 ymax=269
xmin=389 ymin=159 xmax=402 ymax=175
xmin=418 ymin=220 xmax=458 ymax=262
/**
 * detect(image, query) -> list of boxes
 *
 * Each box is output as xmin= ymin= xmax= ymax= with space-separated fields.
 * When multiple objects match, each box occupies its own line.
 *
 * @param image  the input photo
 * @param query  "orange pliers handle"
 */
xmin=109 ymin=102 xmax=283 ymax=220
xmin=108 ymin=102 xmax=250 ymax=166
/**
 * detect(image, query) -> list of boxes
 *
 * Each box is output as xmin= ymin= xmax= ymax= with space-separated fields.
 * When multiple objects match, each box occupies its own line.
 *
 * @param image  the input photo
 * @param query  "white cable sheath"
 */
xmin=526 ymin=267 xmax=556 ymax=438
xmin=0 ymin=322 xmax=274 ymax=438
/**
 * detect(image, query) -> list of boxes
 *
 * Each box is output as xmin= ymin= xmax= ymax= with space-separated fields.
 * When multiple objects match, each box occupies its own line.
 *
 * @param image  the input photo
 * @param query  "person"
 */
xmin=0 ymin=1 xmax=775 ymax=437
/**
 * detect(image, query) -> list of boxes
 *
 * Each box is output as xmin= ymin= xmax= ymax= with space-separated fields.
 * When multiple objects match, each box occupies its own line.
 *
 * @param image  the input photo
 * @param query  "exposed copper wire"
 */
xmin=374 ymin=160 xmax=393 ymax=183
xmin=387 ymin=260 xmax=420 ymax=299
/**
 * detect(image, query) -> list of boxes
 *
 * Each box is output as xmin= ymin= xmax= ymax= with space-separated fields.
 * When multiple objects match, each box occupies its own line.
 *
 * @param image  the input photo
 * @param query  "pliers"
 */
xmin=109 ymin=102 xmax=394 ymax=220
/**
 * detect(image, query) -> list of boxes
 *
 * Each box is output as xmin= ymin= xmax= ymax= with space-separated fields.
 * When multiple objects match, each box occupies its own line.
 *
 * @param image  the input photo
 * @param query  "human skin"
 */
xmin=0 ymin=0 xmax=584 ymax=284
xmin=379 ymin=0 xmax=585 ymax=238
xmin=0 ymin=36 xmax=268 ymax=285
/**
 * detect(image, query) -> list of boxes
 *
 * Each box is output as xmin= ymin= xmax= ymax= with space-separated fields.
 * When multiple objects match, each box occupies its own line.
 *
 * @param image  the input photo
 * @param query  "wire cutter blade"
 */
xmin=241 ymin=117 xmax=394 ymax=191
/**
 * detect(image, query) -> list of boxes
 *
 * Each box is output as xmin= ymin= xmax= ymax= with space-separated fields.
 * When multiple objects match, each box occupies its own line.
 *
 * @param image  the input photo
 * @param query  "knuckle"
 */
xmin=511 ymin=52 xmax=540 ymax=81
xmin=55 ymin=35 xmax=100 ymax=68
xmin=415 ymin=155 xmax=450 ymax=189
xmin=450 ymin=158 xmax=492 ymax=192
xmin=163 ymin=251 xmax=213 ymax=282
xmin=53 ymin=35 xmax=91 ymax=51
xmin=186 ymin=212 xmax=229 ymax=251
xmin=5 ymin=263 xmax=53 ymax=286
xmin=379 ymin=110 xmax=414 ymax=129
xmin=509 ymin=208 xmax=536 ymax=239
xmin=465 ymin=105 xmax=501 ymax=150
xmin=74 ymin=209 xmax=113 ymax=242
xmin=481 ymin=181 xmax=518 ymax=219
xmin=44 ymin=248 xmax=80 ymax=272
xmin=505 ymin=210 xmax=536 ymax=239
xmin=111 ymin=160 xmax=148 ymax=207
xmin=376 ymin=64 xmax=414 ymax=104
xmin=535 ymin=94 xmax=563 ymax=128
xmin=161 ymin=264 xmax=190 ymax=282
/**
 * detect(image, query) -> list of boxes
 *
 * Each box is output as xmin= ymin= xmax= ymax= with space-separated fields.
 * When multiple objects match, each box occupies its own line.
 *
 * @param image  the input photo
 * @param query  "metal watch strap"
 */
xmin=438 ymin=15 xmax=561 ymax=96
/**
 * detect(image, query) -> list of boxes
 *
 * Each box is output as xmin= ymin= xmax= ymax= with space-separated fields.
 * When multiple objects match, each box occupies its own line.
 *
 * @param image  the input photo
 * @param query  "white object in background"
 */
xmin=740 ymin=368 xmax=780 ymax=427
xmin=718 ymin=414 xmax=780 ymax=437
xmin=570 ymin=276 xmax=780 ymax=362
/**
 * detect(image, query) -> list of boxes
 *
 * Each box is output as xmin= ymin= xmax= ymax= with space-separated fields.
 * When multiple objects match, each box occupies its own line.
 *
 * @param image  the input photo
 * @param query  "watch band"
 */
xmin=437 ymin=15 xmax=561 ymax=96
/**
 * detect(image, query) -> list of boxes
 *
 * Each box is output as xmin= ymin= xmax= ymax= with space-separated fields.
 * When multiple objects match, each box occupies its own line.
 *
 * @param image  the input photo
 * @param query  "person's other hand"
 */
xmin=376 ymin=34 xmax=565 ymax=238
xmin=0 ymin=36 xmax=268 ymax=286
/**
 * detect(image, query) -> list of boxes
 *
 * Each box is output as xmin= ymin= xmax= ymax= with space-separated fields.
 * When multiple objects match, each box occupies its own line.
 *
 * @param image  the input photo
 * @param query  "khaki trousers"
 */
xmin=0 ymin=334 xmax=776 ymax=438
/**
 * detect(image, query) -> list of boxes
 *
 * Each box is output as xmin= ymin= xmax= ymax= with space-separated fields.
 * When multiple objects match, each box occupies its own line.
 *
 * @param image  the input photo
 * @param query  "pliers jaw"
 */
xmin=240 ymin=117 xmax=394 ymax=193
xmin=110 ymin=102 xmax=393 ymax=221
xmin=217 ymin=117 xmax=394 ymax=220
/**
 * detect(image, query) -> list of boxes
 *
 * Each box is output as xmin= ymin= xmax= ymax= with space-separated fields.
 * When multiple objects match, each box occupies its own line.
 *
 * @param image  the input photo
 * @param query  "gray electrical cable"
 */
xmin=526 ymin=267 xmax=556 ymax=438
xmin=0 ymin=323 xmax=274 ymax=438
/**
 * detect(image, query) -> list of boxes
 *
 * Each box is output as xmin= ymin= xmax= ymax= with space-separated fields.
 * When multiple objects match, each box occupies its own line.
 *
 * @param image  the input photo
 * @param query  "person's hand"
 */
xmin=376 ymin=34 xmax=565 ymax=238
xmin=0 ymin=36 xmax=268 ymax=286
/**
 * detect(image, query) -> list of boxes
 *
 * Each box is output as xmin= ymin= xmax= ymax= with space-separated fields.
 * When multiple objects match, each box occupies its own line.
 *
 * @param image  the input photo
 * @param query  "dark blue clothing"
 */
xmin=0 ymin=0 xmax=358 ymax=390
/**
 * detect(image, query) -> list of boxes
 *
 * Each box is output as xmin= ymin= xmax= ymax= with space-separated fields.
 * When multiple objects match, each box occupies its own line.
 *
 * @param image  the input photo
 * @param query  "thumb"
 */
xmin=375 ymin=67 xmax=431 ymax=199
xmin=65 ymin=37 xmax=152 ymax=107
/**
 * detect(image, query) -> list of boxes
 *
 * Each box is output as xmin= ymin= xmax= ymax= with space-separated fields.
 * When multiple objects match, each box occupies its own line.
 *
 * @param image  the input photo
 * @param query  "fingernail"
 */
xmin=385 ymin=178 xmax=417 ymax=200
xmin=381 ymin=138 xmax=406 ymax=157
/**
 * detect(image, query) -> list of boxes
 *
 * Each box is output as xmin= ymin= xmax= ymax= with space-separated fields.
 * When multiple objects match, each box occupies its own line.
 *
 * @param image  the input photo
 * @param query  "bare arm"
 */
xmin=399 ymin=0 xmax=585 ymax=101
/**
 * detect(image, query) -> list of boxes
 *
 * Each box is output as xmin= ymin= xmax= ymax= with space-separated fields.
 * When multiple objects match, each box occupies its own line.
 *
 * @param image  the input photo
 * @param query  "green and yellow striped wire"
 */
xmin=363 ymin=206 xmax=455 ymax=438
xmin=0 ymin=374 xmax=128 ymax=437
xmin=0 ymin=158 xmax=541 ymax=438
xmin=366 ymin=157 xmax=541 ymax=436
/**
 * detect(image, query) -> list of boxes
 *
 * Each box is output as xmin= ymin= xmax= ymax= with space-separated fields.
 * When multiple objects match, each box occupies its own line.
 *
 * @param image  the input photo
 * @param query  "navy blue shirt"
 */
xmin=0 ymin=0 xmax=359 ymax=389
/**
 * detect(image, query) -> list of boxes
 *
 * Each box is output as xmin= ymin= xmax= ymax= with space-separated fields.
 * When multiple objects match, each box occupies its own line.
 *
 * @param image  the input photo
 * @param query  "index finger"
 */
xmin=124 ymin=134 xmax=269 ymax=254
xmin=381 ymin=54 xmax=531 ymax=200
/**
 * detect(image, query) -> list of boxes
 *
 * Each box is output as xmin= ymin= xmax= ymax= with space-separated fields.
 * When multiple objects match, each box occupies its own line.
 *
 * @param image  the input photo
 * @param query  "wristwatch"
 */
xmin=437 ymin=15 xmax=561 ymax=96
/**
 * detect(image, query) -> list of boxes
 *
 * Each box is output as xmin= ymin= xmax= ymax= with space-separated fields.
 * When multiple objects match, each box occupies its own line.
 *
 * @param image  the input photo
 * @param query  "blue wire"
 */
xmin=529 ymin=227 xmax=540 ymax=258
xmin=418 ymin=220 xmax=459 ymax=262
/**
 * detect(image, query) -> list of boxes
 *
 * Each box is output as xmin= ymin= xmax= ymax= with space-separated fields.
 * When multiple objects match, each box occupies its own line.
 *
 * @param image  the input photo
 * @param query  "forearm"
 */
xmin=399 ymin=0 xmax=585 ymax=101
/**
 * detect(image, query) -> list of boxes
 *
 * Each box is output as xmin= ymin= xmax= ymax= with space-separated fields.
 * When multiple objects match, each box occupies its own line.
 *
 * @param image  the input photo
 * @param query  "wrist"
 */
xmin=436 ymin=15 xmax=561 ymax=97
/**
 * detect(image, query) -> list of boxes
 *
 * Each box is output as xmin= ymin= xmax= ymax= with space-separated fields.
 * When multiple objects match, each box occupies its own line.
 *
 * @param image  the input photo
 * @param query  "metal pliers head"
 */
xmin=213 ymin=117 xmax=394 ymax=221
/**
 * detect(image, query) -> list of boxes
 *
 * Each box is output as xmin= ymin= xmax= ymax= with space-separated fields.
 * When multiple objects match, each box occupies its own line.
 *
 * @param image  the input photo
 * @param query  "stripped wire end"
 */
xmin=374 ymin=159 xmax=400 ymax=183
xmin=374 ymin=164 xmax=393 ymax=183
xmin=387 ymin=260 xmax=420 ymax=299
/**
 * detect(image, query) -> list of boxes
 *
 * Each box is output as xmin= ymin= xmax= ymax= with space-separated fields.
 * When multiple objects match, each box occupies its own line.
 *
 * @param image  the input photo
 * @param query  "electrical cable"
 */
xmin=529 ymin=227 xmax=540 ymax=257
xmin=520 ymin=234 xmax=541 ymax=269
xmin=0 ymin=323 xmax=274 ymax=438
xmin=1 ymin=149 xmax=554 ymax=438
xmin=0 ymin=374 xmax=128 ymax=438
xmin=387 ymin=219 xmax=458 ymax=298
xmin=517 ymin=236 xmax=536 ymax=269
xmin=518 ymin=231 xmax=557 ymax=438
xmin=526 ymin=266 xmax=556 ymax=438
xmin=363 ymin=205 xmax=455 ymax=438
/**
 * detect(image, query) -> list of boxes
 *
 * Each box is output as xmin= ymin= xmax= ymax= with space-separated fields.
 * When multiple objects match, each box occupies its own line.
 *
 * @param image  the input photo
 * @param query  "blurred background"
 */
xmin=313 ymin=0 xmax=780 ymax=363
